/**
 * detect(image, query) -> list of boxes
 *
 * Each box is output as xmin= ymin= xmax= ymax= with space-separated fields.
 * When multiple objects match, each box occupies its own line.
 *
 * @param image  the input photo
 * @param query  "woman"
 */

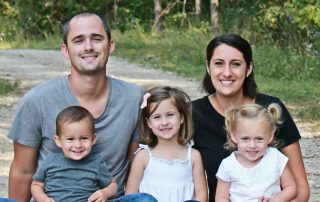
xmin=192 ymin=33 xmax=310 ymax=202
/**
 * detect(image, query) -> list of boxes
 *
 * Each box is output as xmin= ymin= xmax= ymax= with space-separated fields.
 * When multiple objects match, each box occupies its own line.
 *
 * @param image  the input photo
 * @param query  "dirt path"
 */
xmin=0 ymin=50 xmax=319 ymax=201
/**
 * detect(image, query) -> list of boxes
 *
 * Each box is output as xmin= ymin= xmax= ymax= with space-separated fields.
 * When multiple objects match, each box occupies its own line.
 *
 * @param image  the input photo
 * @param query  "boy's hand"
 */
xmin=88 ymin=190 xmax=107 ymax=202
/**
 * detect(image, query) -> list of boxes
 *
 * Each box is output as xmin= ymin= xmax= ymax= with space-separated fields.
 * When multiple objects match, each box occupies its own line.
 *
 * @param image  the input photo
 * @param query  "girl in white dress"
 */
xmin=125 ymin=86 xmax=208 ymax=202
xmin=215 ymin=103 xmax=297 ymax=202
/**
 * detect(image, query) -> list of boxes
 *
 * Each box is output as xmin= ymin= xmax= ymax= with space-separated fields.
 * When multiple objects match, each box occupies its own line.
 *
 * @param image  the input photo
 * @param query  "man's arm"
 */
xmin=128 ymin=141 xmax=139 ymax=162
xmin=9 ymin=141 xmax=38 ymax=202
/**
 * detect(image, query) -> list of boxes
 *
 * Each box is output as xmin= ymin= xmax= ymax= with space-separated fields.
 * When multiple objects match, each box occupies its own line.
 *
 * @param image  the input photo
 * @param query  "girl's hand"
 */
xmin=88 ymin=190 xmax=106 ymax=202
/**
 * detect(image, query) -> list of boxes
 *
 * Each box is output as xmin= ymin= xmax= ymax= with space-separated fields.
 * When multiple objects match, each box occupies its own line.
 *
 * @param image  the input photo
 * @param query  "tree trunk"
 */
xmin=113 ymin=0 xmax=120 ymax=26
xmin=195 ymin=0 xmax=201 ymax=22
xmin=153 ymin=0 xmax=162 ymax=33
xmin=181 ymin=0 xmax=187 ymax=26
xmin=182 ymin=0 xmax=187 ymax=14
xmin=210 ymin=0 xmax=219 ymax=34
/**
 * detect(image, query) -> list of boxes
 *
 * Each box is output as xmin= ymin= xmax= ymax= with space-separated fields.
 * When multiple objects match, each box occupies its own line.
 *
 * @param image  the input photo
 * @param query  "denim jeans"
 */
xmin=110 ymin=193 xmax=158 ymax=202
xmin=0 ymin=199 xmax=17 ymax=202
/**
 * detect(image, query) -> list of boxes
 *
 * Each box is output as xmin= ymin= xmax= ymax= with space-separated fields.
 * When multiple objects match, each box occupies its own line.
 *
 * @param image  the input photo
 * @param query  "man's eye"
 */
xmin=93 ymin=37 xmax=103 ymax=41
xmin=73 ymin=38 xmax=83 ymax=44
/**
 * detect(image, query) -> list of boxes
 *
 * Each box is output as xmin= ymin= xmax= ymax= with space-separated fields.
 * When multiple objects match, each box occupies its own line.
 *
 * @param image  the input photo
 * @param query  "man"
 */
xmin=8 ymin=12 xmax=156 ymax=202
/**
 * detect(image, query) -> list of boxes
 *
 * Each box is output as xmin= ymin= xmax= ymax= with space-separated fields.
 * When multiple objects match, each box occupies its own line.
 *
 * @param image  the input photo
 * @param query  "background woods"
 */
xmin=1 ymin=0 xmax=319 ymax=47
xmin=0 ymin=0 xmax=320 ymax=123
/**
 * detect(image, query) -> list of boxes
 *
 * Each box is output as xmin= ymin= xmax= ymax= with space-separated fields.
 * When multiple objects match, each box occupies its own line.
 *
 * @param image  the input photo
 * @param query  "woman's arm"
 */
xmin=31 ymin=180 xmax=55 ymax=202
xmin=125 ymin=150 xmax=148 ymax=194
xmin=281 ymin=141 xmax=310 ymax=202
xmin=215 ymin=178 xmax=230 ymax=202
xmin=270 ymin=164 xmax=297 ymax=202
xmin=192 ymin=149 xmax=208 ymax=202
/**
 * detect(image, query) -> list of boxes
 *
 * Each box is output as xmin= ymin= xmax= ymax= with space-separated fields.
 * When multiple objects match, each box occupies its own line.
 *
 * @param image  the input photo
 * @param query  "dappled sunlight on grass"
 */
xmin=0 ymin=42 xmax=13 ymax=50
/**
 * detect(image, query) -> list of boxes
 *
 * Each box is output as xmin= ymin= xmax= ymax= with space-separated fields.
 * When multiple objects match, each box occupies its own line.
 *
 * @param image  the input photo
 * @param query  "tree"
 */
xmin=210 ymin=0 xmax=219 ymax=34
xmin=152 ymin=0 xmax=178 ymax=32
xmin=195 ymin=0 xmax=201 ymax=22
xmin=113 ymin=0 xmax=121 ymax=26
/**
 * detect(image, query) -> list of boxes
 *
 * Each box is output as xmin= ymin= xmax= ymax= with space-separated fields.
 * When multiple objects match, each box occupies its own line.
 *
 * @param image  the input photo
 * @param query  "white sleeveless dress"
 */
xmin=138 ymin=144 xmax=195 ymax=202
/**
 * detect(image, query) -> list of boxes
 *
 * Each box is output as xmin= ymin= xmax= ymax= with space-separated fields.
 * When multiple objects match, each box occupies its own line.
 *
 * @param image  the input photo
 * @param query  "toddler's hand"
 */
xmin=259 ymin=196 xmax=270 ymax=202
xmin=45 ymin=197 xmax=55 ymax=202
xmin=88 ymin=190 xmax=106 ymax=202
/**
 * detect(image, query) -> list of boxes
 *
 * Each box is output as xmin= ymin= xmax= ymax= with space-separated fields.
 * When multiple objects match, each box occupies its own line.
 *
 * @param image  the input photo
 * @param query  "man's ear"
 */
xmin=54 ymin=135 xmax=62 ymax=148
xmin=61 ymin=44 xmax=70 ymax=59
xmin=108 ymin=39 xmax=115 ymax=54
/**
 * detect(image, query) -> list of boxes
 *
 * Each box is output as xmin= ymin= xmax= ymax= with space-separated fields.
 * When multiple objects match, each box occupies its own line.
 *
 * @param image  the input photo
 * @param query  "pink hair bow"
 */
xmin=140 ymin=93 xmax=151 ymax=109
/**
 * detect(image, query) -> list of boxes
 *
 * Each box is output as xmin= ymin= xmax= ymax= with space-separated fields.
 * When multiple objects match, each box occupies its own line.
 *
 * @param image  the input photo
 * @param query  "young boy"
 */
xmin=31 ymin=106 xmax=118 ymax=202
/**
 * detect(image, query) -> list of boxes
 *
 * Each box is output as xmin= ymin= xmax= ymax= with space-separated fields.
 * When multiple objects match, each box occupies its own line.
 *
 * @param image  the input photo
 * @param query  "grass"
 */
xmin=256 ymin=75 xmax=320 ymax=122
xmin=113 ymin=28 xmax=320 ymax=123
xmin=1 ymin=28 xmax=319 ymax=125
xmin=0 ymin=78 xmax=19 ymax=95
xmin=0 ymin=35 xmax=61 ymax=50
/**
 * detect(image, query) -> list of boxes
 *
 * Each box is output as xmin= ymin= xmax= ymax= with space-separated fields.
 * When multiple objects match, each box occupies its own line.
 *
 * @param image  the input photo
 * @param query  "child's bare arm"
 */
xmin=31 ymin=180 xmax=55 ymax=202
xmin=192 ymin=149 xmax=208 ymax=202
xmin=269 ymin=164 xmax=297 ymax=202
xmin=215 ymin=178 xmax=230 ymax=202
xmin=88 ymin=179 xmax=118 ymax=202
xmin=125 ymin=149 xmax=148 ymax=194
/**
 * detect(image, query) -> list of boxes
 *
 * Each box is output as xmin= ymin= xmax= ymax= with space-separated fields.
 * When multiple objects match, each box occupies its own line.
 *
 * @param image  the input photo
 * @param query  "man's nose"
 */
xmin=84 ymin=38 xmax=93 ymax=50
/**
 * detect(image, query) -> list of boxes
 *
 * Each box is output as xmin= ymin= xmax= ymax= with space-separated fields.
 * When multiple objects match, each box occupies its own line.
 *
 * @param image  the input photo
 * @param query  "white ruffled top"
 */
xmin=138 ymin=143 xmax=194 ymax=202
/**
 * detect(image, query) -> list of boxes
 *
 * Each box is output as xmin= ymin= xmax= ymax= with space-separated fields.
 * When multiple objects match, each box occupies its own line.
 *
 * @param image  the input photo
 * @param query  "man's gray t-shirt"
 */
xmin=8 ymin=75 xmax=143 ymax=197
xmin=33 ymin=152 xmax=113 ymax=201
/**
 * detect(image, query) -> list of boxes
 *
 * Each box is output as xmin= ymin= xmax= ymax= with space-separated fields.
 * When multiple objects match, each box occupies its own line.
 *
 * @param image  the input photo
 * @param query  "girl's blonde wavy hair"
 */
xmin=224 ymin=103 xmax=283 ymax=150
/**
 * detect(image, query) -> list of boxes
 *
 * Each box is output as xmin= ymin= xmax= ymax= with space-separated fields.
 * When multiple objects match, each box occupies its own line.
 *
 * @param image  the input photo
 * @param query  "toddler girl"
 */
xmin=215 ymin=103 xmax=296 ymax=202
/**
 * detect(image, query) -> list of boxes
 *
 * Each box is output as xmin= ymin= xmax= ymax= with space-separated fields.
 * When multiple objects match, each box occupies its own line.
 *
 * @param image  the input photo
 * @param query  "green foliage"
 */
xmin=1 ymin=0 xmax=319 ymax=122
xmin=117 ymin=0 xmax=153 ymax=31
xmin=114 ymin=24 xmax=211 ymax=77
xmin=117 ymin=7 xmax=141 ymax=32
xmin=256 ymin=75 xmax=320 ymax=121
xmin=114 ymin=27 xmax=319 ymax=121
xmin=253 ymin=44 xmax=320 ymax=81
xmin=0 ymin=78 xmax=19 ymax=95
xmin=1 ymin=0 xmax=115 ymax=40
